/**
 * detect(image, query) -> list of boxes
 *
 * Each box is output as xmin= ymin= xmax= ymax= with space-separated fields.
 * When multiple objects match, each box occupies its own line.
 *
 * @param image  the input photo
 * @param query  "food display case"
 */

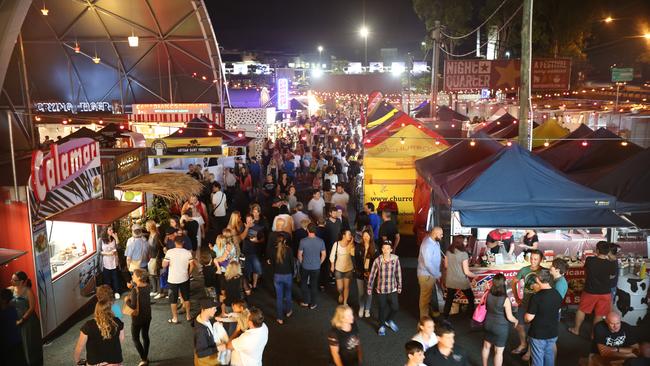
xmin=46 ymin=220 xmax=96 ymax=279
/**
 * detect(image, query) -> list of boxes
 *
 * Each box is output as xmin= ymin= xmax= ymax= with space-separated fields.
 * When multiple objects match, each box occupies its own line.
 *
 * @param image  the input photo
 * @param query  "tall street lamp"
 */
xmin=317 ymin=45 xmax=323 ymax=68
xmin=360 ymin=26 xmax=369 ymax=67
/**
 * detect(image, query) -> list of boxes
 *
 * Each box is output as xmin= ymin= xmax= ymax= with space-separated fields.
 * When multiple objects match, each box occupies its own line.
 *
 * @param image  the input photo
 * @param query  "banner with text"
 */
xmin=443 ymin=58 xmax=571 ymax=92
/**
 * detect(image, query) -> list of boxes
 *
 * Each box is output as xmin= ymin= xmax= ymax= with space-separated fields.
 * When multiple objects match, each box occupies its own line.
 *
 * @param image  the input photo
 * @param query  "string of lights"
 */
xmin=440 ymin=0 xmax=511 ymax=40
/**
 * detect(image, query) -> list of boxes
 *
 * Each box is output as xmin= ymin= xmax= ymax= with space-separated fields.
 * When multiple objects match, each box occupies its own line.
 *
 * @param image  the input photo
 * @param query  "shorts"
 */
xmin=579 ymin=292 xmax=611 ymax=317
xmin=334 ymin=270 xmax=353 ymax=280
xmin=244 ymin=255 xmax=263 ymax=276
xmin=168 ymin=281 xmax=190 ymax=304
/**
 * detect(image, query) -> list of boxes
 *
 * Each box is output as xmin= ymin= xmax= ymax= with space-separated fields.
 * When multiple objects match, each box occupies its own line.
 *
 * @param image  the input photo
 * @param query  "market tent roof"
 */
xmin=414 ymin=104 xmax=469 ymax=121
xmin=473 ymin=113 xmax=518 ymax=135
xmin=536 ymin=124 xmax=593 ymax=152
xmin=0 ymin=248 xmax=28 ymax=266
xmin=58 ymin=127 xmax=114 ymax=146
xmin=97 ymin=123 xmax=132 ymax=139
xmin=47 ymin=199 xmax=141 ymax=225
xmin=531 ymin=119 xmax=569 ymax=148
xmin=364 ymin=124 xmax=448 ymax=158
xmin=366 ymin=101 xmax=400 ymax=128
xmin=365 ymin=113 xmax=447 ymax=148
xmin=451 ymin=144 xmax=632 ymax=228
xmin=590 ymin=148 xmax=650 ymax=203
xmin=490 ymin=122 xmax=519 ymax=139
xmin=536 ymin=128 xmax=634 ymax=172
xmin=116 ymin=173 xmax=204 ymax=201
xmin=487 ymin=107 xmax=509 ymax=121
xmin=167 ymin=118 xmax=216 ymax=138
xmin=415 ymin=132 xmax=504 ymax=204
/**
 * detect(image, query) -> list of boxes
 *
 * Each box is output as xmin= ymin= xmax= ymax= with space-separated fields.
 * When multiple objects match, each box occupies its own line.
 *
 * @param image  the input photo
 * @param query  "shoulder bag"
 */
xmin=122 ymin=287 xmax=140 ymax=317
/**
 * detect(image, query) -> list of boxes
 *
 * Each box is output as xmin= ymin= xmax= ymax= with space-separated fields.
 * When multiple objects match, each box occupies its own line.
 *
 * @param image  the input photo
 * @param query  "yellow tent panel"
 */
xmin=531 ymin=119 xmax=569 ymax=148
xmin=365 ymin=125 xmax=447 ymax=158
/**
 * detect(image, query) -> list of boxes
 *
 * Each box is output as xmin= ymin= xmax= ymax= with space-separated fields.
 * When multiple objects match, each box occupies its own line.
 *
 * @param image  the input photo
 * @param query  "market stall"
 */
xmin=0 ymin=138 xmax=141 ymax=336
xmin=101 ymin=148 xmax=149 ymax=218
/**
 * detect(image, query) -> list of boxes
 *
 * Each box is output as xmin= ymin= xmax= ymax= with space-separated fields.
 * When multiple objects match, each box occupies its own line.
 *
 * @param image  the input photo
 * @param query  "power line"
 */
xmin=440 ymin=0 xmax=510 ymax=40
xmin=439 ymin=4 xmax=522 ymax=58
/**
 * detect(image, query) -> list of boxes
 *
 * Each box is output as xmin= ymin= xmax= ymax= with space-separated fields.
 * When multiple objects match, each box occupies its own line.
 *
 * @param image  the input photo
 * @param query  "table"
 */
xmin=450 ymin=261 xmax=586 ymax=305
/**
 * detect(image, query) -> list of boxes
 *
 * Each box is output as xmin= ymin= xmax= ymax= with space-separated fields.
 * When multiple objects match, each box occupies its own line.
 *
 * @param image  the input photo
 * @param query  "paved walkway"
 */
xmin=43 ymin=252 xmax=601 ymax=366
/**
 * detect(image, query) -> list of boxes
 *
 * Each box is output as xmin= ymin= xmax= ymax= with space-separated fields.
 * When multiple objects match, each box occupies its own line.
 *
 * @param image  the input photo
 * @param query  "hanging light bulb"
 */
xmin=434 ymin=124 xmax=439 ymax=129
xmin=98 ymin=119 xmax=103 ymax=124
xmin=469 ymin=139 xmax=476 ymax=147
xmin=62 ymin=119 xmax=68 ymax=124
xmin=207 ymin=131 xmax=213 ymax=136
xmin=92 ymin=55 xmax=101 ymax=64
xmin=621 ymin=141 xmax=628 ymax=147
xmin=506 ymin=140 xmax=512 ymax=147
xmin=237 ymin=132 xmax=243 ymax=138
xmin=119 ymin=125 xmax=125 ymax=130
xmin=366 ymin=138 xmax=371 ymax=143
xmin=581 ymin=140 xmax=588 ymax=147
xmin=434 ymin=139 xmax=440 ymax=145
xmin=35 ymin=116 xmax=41 ymax=122
xmin=74 ymin=41 xmax=81 ymax=53
xmin=543 ymin=140 xmax=550 ymax=147
xmin=128 ymin=30 xmax=139 ymax=47
xmin=178 ymin=128 xmax=184 ymax=134
xmin=41 ymin=2 xmax=49 ymax=15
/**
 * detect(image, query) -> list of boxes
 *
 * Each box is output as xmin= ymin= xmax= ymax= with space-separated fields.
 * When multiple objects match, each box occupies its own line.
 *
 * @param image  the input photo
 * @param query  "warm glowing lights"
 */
xmin=128 ymin=33 xmax=139 ymax=47
xmin=119 ymin=125 xmax=125 ymax=130
xmin=207 ymin=131 xmax=213 ymax=136
xmin=366 ymin=138 xmax=371 ymax=143
xmin=604 ymin=16 xmax=613 ymax=23
xmin=35 ymin=116 xmax=41 ymax=122
xmin=92 ymin=56 xmax=101 ymax=64
xmin=543 ymin=140 xmax=550 ymax=147
xmin=621 ymin=141 xmax=628 ymax=146
xmin=237 ymin=132 xmax=243 ymax=138
xmin=506 ymin=140 xmax=512 ymax=147
xmin=62 ymin=119 xmax=68 ymax=124
xmin=178 ymin=128 xmax=184 ymax=133
xmin=74 ymin=42 xmax=80 ymax=53
xmin=98 ymin=119 xmax=103 ymax=124
xmin=469 ymin=140 xmax=476 ymax=147
xmin=581 ymin=141 xmax=588 ymax=147
xmin=434 ymin=139 xmax=440 ymax=145
xmin=41 ymin=4 xmax=49 ymax=16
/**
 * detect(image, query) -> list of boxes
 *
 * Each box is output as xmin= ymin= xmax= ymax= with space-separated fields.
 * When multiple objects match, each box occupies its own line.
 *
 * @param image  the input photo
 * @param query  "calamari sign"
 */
xmin=31 ymin=138 xmax=101 ymax=202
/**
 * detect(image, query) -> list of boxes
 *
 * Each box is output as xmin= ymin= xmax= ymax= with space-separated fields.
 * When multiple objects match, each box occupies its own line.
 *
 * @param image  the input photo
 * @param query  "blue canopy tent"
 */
xmin=450 ymin=144 xmax=636 ymax=228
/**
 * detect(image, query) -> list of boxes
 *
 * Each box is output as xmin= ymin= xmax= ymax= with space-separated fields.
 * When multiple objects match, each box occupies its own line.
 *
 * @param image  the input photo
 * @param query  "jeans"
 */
xmin=377 ymin=292 xmax=399 ymax=324
xmin=529 ymin=336 xmax=557 ymax=366
xmin=443 ymin=288 xmax=475 ymax=317
xmin=356 ymin=278 xmax=372 ymax=310
xmin=102 ymin=268 xmax=121 ymax=294
xmin=417 ymin=275 xmax=439 ymax=318
xmin=131 ymin=318 xmax=151 ymax=361
xmin=274 ymin=273 xmax=293 ymax=319
xmin=300 ymin=268 xmax=320 ymax=305
xmin=244 ymin=255 xmax=263 ymax=277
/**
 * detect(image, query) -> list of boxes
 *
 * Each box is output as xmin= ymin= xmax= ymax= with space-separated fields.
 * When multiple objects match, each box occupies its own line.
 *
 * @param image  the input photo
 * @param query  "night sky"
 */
xmin=207 ymin=0 xmax=426 ymax=59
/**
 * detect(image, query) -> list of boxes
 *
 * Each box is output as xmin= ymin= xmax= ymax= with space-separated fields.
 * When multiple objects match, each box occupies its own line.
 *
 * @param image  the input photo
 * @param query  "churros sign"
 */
xmin=31 ymin=138 xmax=101 ymax=202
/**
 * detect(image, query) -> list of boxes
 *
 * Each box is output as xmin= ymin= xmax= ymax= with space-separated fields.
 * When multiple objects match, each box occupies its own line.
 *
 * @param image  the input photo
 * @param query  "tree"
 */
xmin=412 ymin=0 xmax=473 ymax=38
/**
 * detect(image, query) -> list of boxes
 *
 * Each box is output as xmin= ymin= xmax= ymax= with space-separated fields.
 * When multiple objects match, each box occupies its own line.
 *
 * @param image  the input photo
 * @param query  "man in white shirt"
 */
xmin=225 ymin=307 xmax=268 ymax=366
xmin=331 ymin=183 xmax=350 ymax=218
xmin=163 ymin=237 xmax=195 ymax=323
xmin=308 ymin=190 xmax=326 ymax=220
xmin=211 ymin=182 xmax=227 ymax=234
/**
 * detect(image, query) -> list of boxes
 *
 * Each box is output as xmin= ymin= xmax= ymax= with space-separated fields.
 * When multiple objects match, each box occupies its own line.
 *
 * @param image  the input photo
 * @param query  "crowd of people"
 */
xmin=2 ymin=111 xmax=649 ymax=366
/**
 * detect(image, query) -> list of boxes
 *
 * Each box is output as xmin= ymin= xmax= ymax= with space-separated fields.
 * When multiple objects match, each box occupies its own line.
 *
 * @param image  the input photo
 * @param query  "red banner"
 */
xmin=443 ymin=58 xmax=571 ymax=92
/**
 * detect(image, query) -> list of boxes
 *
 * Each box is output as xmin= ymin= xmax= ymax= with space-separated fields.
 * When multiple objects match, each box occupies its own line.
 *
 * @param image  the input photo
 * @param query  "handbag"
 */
xmin=472 ymin=288 xmax=490 ymax=327
xmin=122 ymin=287 xmax=140 ymax=317
xmin=147 ymin=258 xmax=158 ymax=275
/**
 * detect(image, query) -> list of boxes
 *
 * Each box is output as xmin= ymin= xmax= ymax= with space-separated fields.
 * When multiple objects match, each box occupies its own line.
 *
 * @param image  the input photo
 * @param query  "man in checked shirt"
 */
xmin=367 ymin=240 xmax=403 ymax=336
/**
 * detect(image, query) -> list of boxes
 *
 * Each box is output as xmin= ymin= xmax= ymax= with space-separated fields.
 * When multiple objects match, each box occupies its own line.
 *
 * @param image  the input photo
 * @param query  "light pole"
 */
xmin=360 ymin=26 xmax=369 ymax=67
xmin=317 ymin=45 xmax=323 ymax=68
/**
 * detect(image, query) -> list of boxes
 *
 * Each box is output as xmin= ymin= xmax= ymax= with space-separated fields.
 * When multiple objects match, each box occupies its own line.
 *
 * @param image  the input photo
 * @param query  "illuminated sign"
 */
xmin=132 ymin=103 xmax=212 ymax=115
xmin=413 ymin=61 xmax=428 ymax=74
xmin=480 ymin=89 xmax=490 ymax=99
xmin=116 ymin=151 xmax=141 ymax=177
xmin=369 ymin=62 xmax=384 ymax=73
xmin=346 ymin=62 xmax=363 ymax=74
xmin=34 ymin=102 xmax=113 ymax=113
xmin=31 ymin=138 xmax=101 ymax=202
xmin=277 ymin=78 xmax=289 ymax=110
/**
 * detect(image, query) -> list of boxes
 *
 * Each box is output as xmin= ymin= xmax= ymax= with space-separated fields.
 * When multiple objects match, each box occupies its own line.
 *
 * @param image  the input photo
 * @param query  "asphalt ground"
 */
xmin=43 ymin=242 xmax=605 ymax=366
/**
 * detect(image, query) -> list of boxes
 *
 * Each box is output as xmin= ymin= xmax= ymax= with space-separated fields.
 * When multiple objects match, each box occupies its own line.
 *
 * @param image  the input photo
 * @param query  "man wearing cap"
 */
xmin=125 ymin=225 xmax=150 ymax=273
xmin=570 ymin=241 xmax=618 ymax=336
xmin=194 ymin=298 xmax=219 ymax=365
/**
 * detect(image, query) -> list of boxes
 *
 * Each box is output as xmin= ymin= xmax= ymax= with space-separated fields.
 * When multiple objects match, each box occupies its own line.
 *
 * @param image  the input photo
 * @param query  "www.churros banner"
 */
xmin=363 ymin=124 xmax=448 ymax=235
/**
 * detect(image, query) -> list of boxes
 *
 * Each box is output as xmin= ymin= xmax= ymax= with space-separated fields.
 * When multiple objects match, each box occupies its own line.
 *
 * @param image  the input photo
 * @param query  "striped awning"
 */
xmin=128 ymin=113 xmax=220 ymax=123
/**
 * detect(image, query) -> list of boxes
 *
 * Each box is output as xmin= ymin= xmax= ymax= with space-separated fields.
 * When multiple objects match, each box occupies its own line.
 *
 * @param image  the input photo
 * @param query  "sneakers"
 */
xmin=358 ymin=307 xmax=364 ymax=317
xmin=386 ymin=320 xmax=399 ymax=332
xmin=309 ymin=304 xmax=318 ymax=310
xmin=364 ymin=310 xmax=370 ymax=318
xmin=149 ymin=292 xmax=158 ymax=297
xmin=377 ymin=326 xmax=386 ymax=336
xmin=153 ymin=293 xmax=164 ymax=300
xmin=114 ymin=293 xmax=120 ymax=300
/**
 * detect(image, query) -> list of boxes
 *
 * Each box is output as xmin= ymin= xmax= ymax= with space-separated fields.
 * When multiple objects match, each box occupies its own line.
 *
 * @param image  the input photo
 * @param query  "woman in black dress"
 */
xmin=481 ymin=273 xmax=519 ymax=366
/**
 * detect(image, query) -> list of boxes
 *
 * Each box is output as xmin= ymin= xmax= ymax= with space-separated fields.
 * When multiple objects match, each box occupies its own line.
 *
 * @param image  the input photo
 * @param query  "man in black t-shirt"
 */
xmin=590 ymin=311 xmax=639 ymax=365
xmin=525 ymin=270 xmax=563 ymax=366
xmin=424 ymin=323 xmax=468 ymax=366
xmin=378 ymin=210 xmax=400 ymax=251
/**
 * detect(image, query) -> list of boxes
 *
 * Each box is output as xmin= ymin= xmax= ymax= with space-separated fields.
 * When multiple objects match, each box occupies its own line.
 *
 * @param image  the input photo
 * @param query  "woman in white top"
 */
xmin=100 ymin=227 xmax=121 ymax=299
xmin=329 ymin=229 xmax=355 ymax=305
xmin=411 ymin=316 xmax=438 ymax=351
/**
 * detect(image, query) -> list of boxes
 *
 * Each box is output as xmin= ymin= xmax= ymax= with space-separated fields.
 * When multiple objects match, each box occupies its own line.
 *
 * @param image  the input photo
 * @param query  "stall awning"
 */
xmin=0 ymin=248 xmax=28 ymax=266
xmin=46 ymin=199 xmax=141 ymax=225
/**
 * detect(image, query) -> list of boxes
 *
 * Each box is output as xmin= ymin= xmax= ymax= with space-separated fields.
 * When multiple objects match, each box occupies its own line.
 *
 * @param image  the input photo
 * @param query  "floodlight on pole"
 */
xmin=360 ymin=26 xmax=369 ymax=66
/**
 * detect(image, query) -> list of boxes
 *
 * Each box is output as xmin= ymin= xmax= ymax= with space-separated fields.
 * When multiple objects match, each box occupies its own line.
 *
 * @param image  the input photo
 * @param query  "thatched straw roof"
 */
xmin=116 ymin=173 xmax=204 ymax=201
